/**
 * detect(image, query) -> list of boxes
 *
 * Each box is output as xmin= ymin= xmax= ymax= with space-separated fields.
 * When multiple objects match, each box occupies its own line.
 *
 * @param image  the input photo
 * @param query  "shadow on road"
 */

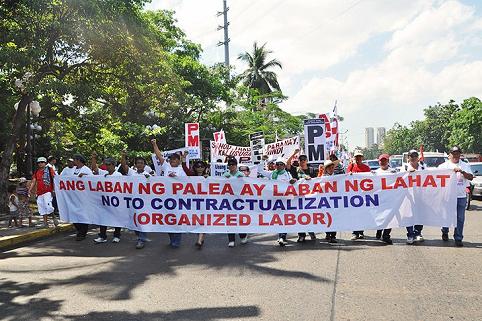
xmin=0 ymin=278 xmax=63 ymax=320
xmin=63 ymin=306 xmax=260 ymax=321
xmin=0 ymin=233 xmax=363 ymax=302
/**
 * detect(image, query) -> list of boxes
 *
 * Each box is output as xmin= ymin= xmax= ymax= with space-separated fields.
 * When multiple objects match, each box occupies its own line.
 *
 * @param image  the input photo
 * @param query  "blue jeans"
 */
xmin=135 ymin=231 xmax=147 ymax=242
xmin=168 ymin=233 xmax=182 ymax=247
xmin=442 ymin=197 xmax=466 ymax=241
xmin=406 ymin=225 xmax=423 ymax=238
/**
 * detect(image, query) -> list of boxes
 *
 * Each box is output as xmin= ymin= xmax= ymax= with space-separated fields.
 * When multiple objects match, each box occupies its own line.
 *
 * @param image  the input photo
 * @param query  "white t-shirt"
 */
xmin=97 ymin=169 xmax=122 ymax=177
xmin=60 ymin=166 xmax=76 ymax=176
xmin=438 ymin=160 xmax=473 ymax=198
xmin=375 ymin=167 xmax=397 ymax=175
xmin=73 ymin=165 xmax=93 ymax=176
xmin=160 ymin=162 xmax=187 ymax=177
xmin=400 ymin=162 xmax=426 ymax=172
xmin=9 ymin=194 xmax=18 ymax=212
xmin=127 ymin=167 xmax=153 ymax=177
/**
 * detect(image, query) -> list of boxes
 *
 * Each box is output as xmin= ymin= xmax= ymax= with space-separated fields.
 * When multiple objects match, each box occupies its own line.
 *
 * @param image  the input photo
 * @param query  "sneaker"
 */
xmin=309 ymin=233 xmax=317 ymax=241
xmin=135 ymin=240 xmax=145 ymax=249
xmin=53 ymin=219 xmax=59 ymax=227
xmin=415 ymin=235 xmax=424 ymax=242
xmin=382 ymin=238 xmax=393 ymax=245
xmin=455 ymin=240 xmax=463 ymax=247
xmin=358 ymin=233 xmax=365 ymax=239
xmin=296 ymin=235 xmax=306 ymax=243
xmin=442 ymin=233 xmax=449 ymax=241
xmin=228 ymin=241 xmax=235 ymax=248
xmin=350 ymin=234 xmax=358 ymax=240
xmin=94 ymin=237 xmax=107 ymax=244
xmin=277 ymin=238 xmax=286 ymax=246
xmin=406 ymin=236 xmax=414 ymax=245
xmin=375 ymin=230 xmax=382 ymax=239
xmin=112 ymin=237 xmax=120 ymax=243
xmin=240 ymin=236 xmax=248 ymax=244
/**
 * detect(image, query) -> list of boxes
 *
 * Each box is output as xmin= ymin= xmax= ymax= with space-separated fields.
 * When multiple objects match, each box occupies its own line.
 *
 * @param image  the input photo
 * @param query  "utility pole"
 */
xmin=217 ymin=0 xmax=230 ymax=67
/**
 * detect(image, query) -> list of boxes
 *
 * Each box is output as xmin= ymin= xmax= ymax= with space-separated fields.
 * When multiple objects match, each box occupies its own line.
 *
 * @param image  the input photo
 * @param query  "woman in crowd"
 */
xmin=182 ymin=152 xmax=209 ymax=248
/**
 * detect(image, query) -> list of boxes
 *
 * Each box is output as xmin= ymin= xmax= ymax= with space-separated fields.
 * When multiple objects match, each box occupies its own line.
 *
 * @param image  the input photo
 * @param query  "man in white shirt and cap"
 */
xmin=438 ymin=146 xmax=473 ymax=247
xmin=400 ymin=149 xmax=426 ymax=244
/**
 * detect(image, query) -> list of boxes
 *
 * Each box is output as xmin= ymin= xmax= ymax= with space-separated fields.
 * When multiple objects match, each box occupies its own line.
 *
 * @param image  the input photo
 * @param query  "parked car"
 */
xmin=389 ymin=155 xmax=402 ymax=171
xmin=363 ymin=159 xmax=380 ymax=171
xmin=470 ymin=162 xmax=482 ymax=200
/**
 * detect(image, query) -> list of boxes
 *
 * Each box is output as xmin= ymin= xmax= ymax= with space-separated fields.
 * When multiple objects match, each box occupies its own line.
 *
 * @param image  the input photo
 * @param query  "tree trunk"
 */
xmin=0 ymin=95 xmax=31 ymax=214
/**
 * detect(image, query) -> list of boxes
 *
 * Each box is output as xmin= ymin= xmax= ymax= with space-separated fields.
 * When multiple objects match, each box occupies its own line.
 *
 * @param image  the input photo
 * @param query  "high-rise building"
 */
xmin=377 ymin=127 xmax=386 ymax=147
xmin=365 ymin=127 xmax=374 ymax=148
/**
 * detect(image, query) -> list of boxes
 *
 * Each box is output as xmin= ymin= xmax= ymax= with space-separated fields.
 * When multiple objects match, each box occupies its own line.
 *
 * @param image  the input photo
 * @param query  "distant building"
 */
xmin=377 ymin=127 xmax=386 ymax=147
xmin=365 ymin=127 xmax=374 ymax=148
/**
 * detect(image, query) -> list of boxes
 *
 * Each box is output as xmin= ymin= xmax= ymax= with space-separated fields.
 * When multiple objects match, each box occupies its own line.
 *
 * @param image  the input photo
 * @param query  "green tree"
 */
xmin=449 ymin=97 xmax=482 ymax=153
xmin=237 ymin=42 xmax=283 ymax=95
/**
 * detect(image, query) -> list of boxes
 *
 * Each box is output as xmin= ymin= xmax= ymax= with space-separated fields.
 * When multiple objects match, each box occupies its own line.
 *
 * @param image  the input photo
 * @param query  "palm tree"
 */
xmin=238 ymin=42 xmax=283 ymax=95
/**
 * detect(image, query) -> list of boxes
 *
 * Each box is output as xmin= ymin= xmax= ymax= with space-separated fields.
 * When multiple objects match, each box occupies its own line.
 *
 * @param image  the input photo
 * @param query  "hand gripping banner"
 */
xmin=55 ymin=170 xmax=457 ymax=233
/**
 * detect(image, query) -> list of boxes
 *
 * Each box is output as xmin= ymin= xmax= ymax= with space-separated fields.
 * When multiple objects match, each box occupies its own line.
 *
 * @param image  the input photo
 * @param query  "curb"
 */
xmin=0 ymin=224 xmax=75 ymax=250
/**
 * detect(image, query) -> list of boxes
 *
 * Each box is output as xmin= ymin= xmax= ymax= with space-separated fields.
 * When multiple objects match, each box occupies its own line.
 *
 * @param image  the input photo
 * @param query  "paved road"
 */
xmin=1 ymin=200 xmax=481 ymax=321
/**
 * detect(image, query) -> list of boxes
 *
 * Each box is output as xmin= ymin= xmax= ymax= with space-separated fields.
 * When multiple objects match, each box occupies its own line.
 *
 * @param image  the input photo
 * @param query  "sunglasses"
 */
xmin=276 ymin=162 xmax=285 ymax=166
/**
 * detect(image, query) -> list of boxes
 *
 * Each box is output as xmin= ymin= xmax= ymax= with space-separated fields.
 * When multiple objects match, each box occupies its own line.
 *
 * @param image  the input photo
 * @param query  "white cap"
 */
xmin=274 ymin=157 xmax=287 ymax=165
xmin=37 ymin=157 xmax=47 ymax=163
xmin=19 ymin=177 xmax=27 ymax=183
xmin=354 ymin=151 xmax=363 ymax=157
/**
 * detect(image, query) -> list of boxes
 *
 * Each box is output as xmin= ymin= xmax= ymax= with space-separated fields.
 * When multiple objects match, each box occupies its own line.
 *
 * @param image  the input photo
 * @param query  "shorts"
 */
xmin=9 ymin=210 xmax=19 ymax=219
xmin=37 ymin=192 xmax=54 ymax=215
xmin=18 ymin=200 xmax=32 ymax=218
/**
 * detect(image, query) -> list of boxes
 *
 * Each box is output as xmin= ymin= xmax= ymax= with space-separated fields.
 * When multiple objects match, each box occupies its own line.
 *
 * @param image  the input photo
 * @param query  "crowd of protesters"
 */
xmin=8 ymin=140 xmax=473 ymax=249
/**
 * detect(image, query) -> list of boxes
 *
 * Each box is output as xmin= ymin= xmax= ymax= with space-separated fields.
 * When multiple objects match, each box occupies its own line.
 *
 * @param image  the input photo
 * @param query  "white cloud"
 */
xmin=147 ymin=0 xmax=482 ymax=149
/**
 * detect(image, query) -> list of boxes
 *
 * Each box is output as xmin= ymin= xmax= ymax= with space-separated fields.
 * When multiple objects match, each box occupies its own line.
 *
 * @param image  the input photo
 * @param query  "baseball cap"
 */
xmin=19 ymin=177 xmax=27 ymax=183
xmin=67 ymin=158 xmax=74 ymax=162
xmin=36 ymin=157 xmax=47 ymax=163
xmin=408 ymin=149 xmax=419 ymax=157
xmin=275 ymin=157 xmax=287 ymax=165
xmin=378 ymin=154 xmax=390 ymax=161
xmin=450 ymin=146 xmax=462 ymax=154
xmin=354 ymin=151 xmax=363 ymax=157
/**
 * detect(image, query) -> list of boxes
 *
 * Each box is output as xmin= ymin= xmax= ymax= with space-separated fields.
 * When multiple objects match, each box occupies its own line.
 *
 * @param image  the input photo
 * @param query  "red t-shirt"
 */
xmin=347 ymin=163 xmax=371 ymax=173
xmin=34 ymin=167 xmax=55 ymax=196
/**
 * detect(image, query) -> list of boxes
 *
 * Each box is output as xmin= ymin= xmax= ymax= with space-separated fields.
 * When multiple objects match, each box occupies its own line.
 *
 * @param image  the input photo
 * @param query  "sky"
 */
xmin=145 ymin=0 xmax=482 ymax=149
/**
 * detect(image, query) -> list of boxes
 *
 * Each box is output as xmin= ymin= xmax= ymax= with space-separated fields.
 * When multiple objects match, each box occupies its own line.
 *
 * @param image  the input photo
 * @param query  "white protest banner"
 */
xmin=263 ymin=136 xmax=300 ymax=160
xmin=213 ymin=130 xmax=226 ymax=144
xmin=185 ymin=123 xmax=201 ymax=159
xmin=211 ymin=162 xmax=228 ymax=177
xmin=249 ymin=132 xmax=264 ymax=165
xmin=304 ymin=119 xmax=326 ymax=164
xmin=55 ymin=170 xmax=457 ymax=233
xmin=152 ymin=148 xmax=190 ymax=176
xmin=210 ymin=141 xmax=252 ymax=163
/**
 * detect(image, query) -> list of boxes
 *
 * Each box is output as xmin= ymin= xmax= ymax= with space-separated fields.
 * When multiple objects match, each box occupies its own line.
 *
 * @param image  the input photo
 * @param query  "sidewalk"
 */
xmin=0 ymin=213 xmax=74 ymax=250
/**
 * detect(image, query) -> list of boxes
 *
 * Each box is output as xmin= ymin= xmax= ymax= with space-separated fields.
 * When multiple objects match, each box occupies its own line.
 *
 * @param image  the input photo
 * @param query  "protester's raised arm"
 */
xmin=286 ymin=148 xmax=300 ymax=170
xmin=91 ymin=152 xmax=99 ymax=175
xmin=151 ymin=139 xmax=165 ymax=165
